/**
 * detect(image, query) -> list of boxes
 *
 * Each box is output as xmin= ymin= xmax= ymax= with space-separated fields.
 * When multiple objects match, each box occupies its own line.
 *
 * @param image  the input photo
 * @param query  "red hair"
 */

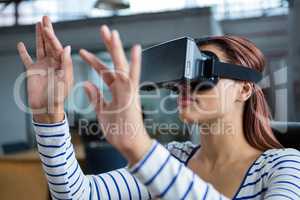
xmin=198 ymin=35 xmax=283 ymax=151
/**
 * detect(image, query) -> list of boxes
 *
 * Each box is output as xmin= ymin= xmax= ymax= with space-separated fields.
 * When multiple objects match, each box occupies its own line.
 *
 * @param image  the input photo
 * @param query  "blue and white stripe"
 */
xmin=33 ymin=116 xmax=300 ymax=200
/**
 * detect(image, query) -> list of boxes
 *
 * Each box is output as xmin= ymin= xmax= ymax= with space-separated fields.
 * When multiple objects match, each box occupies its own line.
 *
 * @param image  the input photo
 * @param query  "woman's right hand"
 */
xmin=17 ymin=16 xmax=73 ymax=123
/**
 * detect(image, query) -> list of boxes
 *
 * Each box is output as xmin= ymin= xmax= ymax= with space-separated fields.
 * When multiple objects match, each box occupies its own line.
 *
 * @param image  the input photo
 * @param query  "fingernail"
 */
xmin=101 ymin=24 xmax=108 ymax=30
xmin=17 ymin=42 xmax=23 ymax=48
xmin=100 ymin=25 xmax=110 ymax=35
xmin=79 ymin=49 xmax=88 ymax=55
xmin=112 ymin=30 xmax=119 ymax=38
xmin=136 ymin=44 xmax=142 ymax=52
xmin=133 ymin=44 xmax=141 ymax=53
xmin=65 ymin=46 xmax=71 ymax=54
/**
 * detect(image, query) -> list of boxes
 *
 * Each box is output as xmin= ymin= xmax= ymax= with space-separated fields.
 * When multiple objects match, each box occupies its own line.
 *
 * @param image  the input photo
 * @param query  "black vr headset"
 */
xmin=140 ymin=37 xmax=262 ymax=92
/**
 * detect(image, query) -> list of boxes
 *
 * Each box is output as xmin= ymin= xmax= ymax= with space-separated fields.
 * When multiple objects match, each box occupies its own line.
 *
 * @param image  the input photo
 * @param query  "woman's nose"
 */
xmin=178 ymin=84 xmax=191 ymax=95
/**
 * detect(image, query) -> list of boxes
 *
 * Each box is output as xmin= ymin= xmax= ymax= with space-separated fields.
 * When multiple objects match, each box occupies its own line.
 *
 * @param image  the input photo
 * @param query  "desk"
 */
xmin=0 ymin=137 xmax=85 ymax=200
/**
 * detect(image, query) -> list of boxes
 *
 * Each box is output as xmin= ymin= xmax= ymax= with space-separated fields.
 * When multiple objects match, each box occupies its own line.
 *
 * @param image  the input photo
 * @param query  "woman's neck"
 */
xmin=197 ymin=115 xmax=261 ymax=166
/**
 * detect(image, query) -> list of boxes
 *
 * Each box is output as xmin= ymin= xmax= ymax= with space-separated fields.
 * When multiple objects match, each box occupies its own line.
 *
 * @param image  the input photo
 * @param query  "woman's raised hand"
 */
xmin=17 ymin=16 xmax=73 ymax=123
xmin=80 ymin=26 xmax=153 ymax=165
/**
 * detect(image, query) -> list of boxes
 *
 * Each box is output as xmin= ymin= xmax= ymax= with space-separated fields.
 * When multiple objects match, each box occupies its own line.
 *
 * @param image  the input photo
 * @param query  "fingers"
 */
xmin=42 ymin=16 xmax=63 ymax=60
xmin=43 ymin=27 xmax=63 ymax=60
xmin=17 ymin=42 xmax=33 ymax=68
xmin=42 ymin=16 xmax=54 ymax=33
xmin=43 ymin=28 xmax=64 ymax=59
xmin=42 ymin=16 xmax=54 ymax=57
xmin=84 ymin=81 xmax=107 ymax=111
xmin=36 ymin=22 xmax=45 ymax=59
xmin=100 ymin=26 xmax=129 ymax=74
xmin=111 ymin=30 xmax=129 ymax=73
xmin=79 ymin=49 xmax=115 ymax=87
xmin=129 ymin=45 xmax=142 ymax=86
xmin=100 ymin=25 xmax=112 ymax=52
xmin=61 ymin=46 xmax=73 ymax=76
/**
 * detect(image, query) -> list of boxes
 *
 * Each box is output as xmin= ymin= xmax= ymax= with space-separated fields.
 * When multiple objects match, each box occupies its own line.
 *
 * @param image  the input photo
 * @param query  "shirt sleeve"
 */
xmin=33 ymin=115 xmax=150 ymax=200
xmin=34 ymin=114 xmax=229 ymax=200
xmin=264 ymin=149 xmax=300 ymax=200
xmin=128 ymin=140 xmax=230 ymax=200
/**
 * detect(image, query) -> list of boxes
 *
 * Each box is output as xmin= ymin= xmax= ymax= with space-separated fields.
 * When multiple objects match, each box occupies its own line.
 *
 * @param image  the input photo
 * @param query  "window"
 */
xmin=0 ymin=0 xmax=288 ymax=27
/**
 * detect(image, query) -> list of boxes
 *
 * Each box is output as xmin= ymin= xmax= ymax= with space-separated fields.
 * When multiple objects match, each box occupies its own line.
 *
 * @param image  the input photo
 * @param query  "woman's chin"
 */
xmin=178 ymin=107 xmax=221 ymax=124
xmin=178 ymin=108 xmax=199 ymax=123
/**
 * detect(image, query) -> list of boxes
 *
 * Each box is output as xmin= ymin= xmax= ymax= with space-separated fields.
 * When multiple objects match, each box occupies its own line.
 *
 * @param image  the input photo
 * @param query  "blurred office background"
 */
xmin=0 ymin=0 xmax=299 ymax=199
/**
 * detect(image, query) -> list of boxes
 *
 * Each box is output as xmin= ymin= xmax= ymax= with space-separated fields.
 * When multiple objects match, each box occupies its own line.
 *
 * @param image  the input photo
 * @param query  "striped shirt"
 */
xmin=33 ymin=116 xmax=300 ymax=200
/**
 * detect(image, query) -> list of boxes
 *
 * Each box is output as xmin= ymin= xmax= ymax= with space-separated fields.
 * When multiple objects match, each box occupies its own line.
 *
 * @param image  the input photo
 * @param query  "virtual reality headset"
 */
xmin=140 ymin=37 xmax=262 ymax=91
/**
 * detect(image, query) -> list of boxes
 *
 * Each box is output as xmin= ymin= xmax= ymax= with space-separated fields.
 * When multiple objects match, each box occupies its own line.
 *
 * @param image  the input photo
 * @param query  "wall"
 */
xmin=0 ymin=7 xmax=221 ymax=153
xmin=221 ymin=15 xmax=291 ymax=121
xmin=0 ymin=54 xmax=28 ymax=154
xmin=288 ymin=0 xmax=300 ymax=121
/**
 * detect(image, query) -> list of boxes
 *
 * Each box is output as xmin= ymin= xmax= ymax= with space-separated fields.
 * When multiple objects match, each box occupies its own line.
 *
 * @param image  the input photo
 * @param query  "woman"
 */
xmin=17 ymin=16 xmax=300 ymax=200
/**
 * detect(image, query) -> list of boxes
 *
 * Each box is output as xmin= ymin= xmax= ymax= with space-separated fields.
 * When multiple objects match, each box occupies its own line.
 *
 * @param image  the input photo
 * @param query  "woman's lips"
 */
xmin=177 ymin=96 xmax=196 ymax=107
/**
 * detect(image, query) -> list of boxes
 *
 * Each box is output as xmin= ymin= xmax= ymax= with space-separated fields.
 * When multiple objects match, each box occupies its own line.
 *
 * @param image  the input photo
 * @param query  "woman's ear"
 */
xmin=236 ymin=81 xmax=253 ymax=102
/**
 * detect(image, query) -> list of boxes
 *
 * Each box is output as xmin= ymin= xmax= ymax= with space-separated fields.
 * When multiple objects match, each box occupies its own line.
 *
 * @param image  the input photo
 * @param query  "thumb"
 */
xmin=61 ymin=46 xmax=72 ymax=70
xmin=84 ymin=81 xmax=106 ymax=111
xmin=61 ymin=46 xmax=73 ymax=84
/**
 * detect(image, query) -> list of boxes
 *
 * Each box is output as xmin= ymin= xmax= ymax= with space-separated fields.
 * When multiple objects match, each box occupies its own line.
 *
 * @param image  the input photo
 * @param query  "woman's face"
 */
xmin=177 ymin=45 xmax=245 ymax=124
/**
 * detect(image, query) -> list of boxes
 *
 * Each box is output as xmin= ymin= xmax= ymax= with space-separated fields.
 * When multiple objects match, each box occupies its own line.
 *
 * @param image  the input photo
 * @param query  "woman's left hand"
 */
xmin=80 ymin=25 xmax=153 ymax=165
